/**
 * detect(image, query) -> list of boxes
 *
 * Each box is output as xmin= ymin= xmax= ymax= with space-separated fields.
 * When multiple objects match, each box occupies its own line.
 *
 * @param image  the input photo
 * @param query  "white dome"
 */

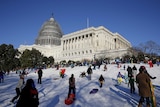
xmin=35 ymin=17 xmax=63 ymax=46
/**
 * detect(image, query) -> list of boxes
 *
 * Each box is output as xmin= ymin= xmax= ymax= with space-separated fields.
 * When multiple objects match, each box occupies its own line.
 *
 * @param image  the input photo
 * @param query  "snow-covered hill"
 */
xmin=0 ymin=63 xmax=160 ymax=107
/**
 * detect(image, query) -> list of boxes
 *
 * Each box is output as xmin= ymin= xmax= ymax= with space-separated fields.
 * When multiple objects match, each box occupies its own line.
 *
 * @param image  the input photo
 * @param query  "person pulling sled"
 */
xmin=65 ymin=74 xmax=76 ymax=105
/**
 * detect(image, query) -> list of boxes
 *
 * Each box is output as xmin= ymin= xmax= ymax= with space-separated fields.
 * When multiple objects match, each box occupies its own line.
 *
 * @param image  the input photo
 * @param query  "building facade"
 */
xmin=18 ymin=17 xmax=131 ymax=63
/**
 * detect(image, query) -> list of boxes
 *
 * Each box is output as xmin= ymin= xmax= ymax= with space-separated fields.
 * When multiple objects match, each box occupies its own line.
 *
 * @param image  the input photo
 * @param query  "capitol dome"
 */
xmin=35 ymin=17 xmax=63 ymax=46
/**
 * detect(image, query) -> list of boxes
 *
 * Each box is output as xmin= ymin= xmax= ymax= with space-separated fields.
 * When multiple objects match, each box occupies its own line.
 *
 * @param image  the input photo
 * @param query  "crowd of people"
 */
xmin=126 ymin=65 xmax=156 ymax=107
xmin=0 ymin=62 xmax=157 ymax=107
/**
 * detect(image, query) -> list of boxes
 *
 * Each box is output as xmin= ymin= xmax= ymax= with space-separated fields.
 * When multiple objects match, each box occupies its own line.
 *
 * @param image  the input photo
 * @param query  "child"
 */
xmin=99 ymin=74 xmax=105 ymax=88
xmin=117 ymin=72 xmax=123 ymax=85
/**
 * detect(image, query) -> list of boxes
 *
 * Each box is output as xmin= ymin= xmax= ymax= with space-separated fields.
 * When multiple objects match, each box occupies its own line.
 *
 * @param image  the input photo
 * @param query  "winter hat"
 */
xmin=26 ymin=79 xmax=35 ymax=88
xmin=139 ymin=66 xmax=146 ymax=73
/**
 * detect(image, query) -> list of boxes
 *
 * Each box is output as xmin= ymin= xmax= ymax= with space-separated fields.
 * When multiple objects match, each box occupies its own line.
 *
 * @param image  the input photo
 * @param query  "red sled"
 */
xmin=64 ymin=94 xmax=75 ymax=105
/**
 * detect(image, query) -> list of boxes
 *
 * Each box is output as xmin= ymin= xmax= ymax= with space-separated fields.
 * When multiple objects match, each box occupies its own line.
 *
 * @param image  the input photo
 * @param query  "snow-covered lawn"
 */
xmin=0 ymin=63 xmax=160 ymax=107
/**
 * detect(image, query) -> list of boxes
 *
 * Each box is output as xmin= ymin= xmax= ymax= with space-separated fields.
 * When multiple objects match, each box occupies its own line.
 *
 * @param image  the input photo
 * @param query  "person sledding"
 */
xmin=65 ymin=74 xmax=76 ymax=105
xmin=68 ymin=74 xmax=76 ymax=99
xmin=99 ymin=74 xmax=105 ymax=88
xmin=79 ymin=71 xmax=86 ymax=77
xmin=117 ymin=72 xmax=123 ymax=85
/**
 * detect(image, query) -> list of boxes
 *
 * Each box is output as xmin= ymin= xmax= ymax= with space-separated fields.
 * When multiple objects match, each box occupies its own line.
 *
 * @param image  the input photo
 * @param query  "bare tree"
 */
xmin=138 ymin=40 xmax=160 ymax=57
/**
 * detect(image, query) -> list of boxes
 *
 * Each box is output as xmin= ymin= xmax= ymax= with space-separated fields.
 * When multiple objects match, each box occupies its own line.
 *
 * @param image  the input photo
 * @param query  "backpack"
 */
xmin=30 ymin=88 xmax=39 ymax=106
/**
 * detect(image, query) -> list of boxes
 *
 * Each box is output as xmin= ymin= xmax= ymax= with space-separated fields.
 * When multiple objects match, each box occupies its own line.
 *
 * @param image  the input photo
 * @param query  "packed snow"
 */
xmin=0 ymin=63 xmax=160 ymax=107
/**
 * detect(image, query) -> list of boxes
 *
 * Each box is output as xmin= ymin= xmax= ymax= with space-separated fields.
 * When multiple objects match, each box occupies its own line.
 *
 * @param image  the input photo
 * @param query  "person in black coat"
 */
xmin=68 ymin=74 xmax=76 ymax=98
xmin=16 ymin=79 xmax=39 ymax=107
xmin=87 ymin=65 xmax=92 ymax=80
xmin=127 ymin=66 xmax=135 ymax=93
xmin=99 ymin=74 xmax=105 ymax=88
xmin=37 ymin=68 xmax=43 ymax=84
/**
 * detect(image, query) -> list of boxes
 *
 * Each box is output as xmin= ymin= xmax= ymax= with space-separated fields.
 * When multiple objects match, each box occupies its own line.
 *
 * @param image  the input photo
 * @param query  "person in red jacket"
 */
xmin=16 ymin=79 xmax=39 ymax=107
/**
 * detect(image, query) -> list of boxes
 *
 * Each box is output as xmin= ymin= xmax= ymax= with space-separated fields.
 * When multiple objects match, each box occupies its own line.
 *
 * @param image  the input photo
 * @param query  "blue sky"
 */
xmin=0 ymin=0 xmax=160 ymax=48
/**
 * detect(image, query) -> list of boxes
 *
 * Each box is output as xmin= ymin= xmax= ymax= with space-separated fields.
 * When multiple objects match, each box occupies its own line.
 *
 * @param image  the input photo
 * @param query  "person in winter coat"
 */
xmin=37 ymin=68 xmax=43 ymax=84
xmin=124 ymin=72 xmax=128 ymax=84
xmin=127 ymin=66 xmax=135 ymax=93
xmin=0 ymin=71 xmax=4 ymax=83
xmin=87 ymin=65 xmax=92 ymax=80
xmin=132 ymin=65 xmax=137 ymax=80
xmin=11 ymin=74 xmax=24 ymax=103
xmin=68 ymin=74 xmax=76 ymax=98
xmin=136 ymin=66 xmax=152 ymax=107
xmin=123 ymin=65 xmax=126 ymax=70
xmin=16 ymin=79 xmax=39 ymax=107
xmin=104 ymin=64 xmax=107 ymax=71
xmin=99 ymin=74 xmax=105 ymax=88
xmin=117 ymin=72 xmax=123 ymax=85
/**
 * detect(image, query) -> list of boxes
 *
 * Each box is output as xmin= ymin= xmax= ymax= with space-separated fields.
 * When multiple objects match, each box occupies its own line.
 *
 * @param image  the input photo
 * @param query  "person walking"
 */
xmin=11 ymin=74 xmax=24 ymax=103
xmin=104 ymin=64 xmax=107 ymax=71
xmin=68 ymin=74 xmax=76 ymax=99
xmin=0 ymin=71 xmax=4 ymax=83
xmin=132 ymin=65 xmax=137 ymax=80
xmin=16 ymin=79 xmax=39 ymax=107
xmin=123 ymin=65 xmax=126 ymax=70
xmin=99 ymin=74 xmax=105 ymax=88
xmin=87 ymin=65 xmax=92 ymax=80
xmin=37 ymin=68 xmax=43 ymax=84
xmin=136 ymin=66 xmax=152 ymax=107
xmin=127 ymin=66 xmax=135 ymax=93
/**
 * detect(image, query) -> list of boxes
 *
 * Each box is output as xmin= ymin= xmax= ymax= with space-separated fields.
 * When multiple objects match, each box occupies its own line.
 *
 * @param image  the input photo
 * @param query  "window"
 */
xmin=90 ymin=33 xmax=92 ymax=37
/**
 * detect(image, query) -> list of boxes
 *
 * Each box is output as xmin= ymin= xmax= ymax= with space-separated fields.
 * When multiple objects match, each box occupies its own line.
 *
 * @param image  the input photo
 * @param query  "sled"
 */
xmin=149 ymin=82 xmax=156 ymax=107
xmin=64 ymin=94 xmax=75 ymax=105
xmin=89 ymin=88 xmax=98 ymax=94
xmin=117 ymin=77 xmax=123 ymax=84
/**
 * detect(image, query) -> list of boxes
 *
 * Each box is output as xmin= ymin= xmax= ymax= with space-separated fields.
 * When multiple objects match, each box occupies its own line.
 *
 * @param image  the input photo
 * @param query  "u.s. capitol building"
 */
xmin=18 ymin=17 xmax=131 ymax=63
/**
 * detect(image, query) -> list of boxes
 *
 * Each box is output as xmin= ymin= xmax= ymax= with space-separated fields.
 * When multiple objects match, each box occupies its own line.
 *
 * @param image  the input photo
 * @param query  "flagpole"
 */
xmin=87 ymin=17 xmax=89 ymax=28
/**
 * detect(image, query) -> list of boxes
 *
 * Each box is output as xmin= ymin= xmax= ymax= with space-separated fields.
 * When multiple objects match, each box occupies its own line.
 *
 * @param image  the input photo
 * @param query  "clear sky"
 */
xmin=0 ymin=0 xmax=160 ymax=48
